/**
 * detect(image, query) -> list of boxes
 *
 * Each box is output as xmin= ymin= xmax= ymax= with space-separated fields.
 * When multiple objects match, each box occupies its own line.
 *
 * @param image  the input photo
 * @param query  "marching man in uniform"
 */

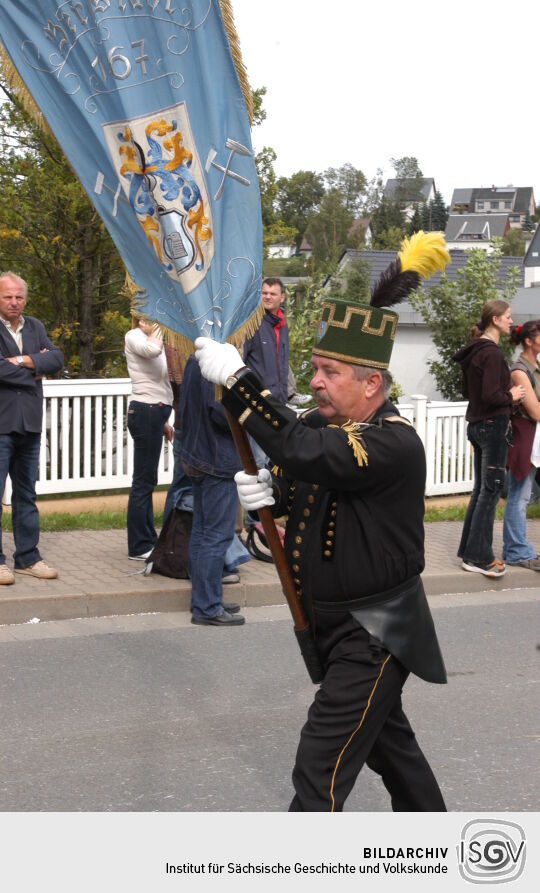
xmin=195 ymin=233 xmax=450 ymax=812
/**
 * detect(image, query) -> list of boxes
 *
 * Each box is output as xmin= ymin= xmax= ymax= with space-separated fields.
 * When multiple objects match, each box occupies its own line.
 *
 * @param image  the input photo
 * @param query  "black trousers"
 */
xmin=289 ymin=614 xmax=446 ymax=812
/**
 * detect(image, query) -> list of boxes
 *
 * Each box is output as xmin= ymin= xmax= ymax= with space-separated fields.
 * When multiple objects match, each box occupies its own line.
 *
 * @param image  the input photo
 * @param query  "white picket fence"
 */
xmin=1 ymin=380 xmax=474 ymax=503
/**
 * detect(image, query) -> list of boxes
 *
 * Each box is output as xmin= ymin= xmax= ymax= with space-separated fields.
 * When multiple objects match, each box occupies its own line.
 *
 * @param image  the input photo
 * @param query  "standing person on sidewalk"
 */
xmin=243 ymin=278 xmax=289 ymax=475
xmin=125 ymin=314 xmax=173 ymax=561
xmin=453 ymin=300 xmax=525 ymax=579
xmin=179 ymin=356 xmax=245 ymax=626
xmin=502 ymin=321 xmax=540 ymax=570
xmin=0 ymin=271 xmax=63 ymax=584
xmin=244 ymin=278 xmax=289 ymax=403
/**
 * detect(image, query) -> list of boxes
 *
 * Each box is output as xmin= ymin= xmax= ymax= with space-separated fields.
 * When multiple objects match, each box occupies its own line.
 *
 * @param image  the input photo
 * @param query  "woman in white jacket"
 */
xmin=125 ymin=315 xmax=173 ymax=559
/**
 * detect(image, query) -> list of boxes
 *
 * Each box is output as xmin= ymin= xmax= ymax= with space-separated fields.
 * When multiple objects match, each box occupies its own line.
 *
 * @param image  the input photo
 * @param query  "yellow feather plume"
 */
xmin=398 ymin=231 xmax=450 ymax=279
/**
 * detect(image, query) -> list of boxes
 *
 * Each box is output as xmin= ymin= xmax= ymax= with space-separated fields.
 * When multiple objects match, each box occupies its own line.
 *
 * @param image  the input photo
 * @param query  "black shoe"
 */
xmin=190 ymin=602 xmax=241 ymax=614
xmin=191 ymin=610 xmax=245 ymax=626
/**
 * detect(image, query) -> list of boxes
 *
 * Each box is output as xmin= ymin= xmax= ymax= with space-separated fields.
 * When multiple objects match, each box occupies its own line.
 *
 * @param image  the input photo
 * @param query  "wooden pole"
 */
xmin=226 ymin=410 xmax=324 ymax=683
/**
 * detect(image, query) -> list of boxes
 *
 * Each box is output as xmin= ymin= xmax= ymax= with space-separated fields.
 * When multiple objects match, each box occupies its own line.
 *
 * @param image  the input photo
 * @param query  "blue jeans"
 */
xmin=503 ymin=467 xmax=537 ymax=562
xmin=127 ymin=401 xmax=171 ymax=556
xmin=187 ymin=472 xmax=238 ymax=618
xmin=458 ymin=416 xmax=510 ymax=565
xmin=162 ymin=432 xmax=192 ymax=525
xmin=0 ymin=432 xmax=42 ymax=568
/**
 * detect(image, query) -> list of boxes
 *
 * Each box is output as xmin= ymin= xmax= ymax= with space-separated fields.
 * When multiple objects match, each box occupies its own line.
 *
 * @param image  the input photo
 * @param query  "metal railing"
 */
xmin=2 ymin=381 xmax=473 ymax=503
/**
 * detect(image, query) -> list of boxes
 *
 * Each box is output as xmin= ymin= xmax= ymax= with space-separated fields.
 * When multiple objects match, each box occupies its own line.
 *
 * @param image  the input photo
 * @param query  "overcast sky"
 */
xmin=232 ymin=0 xmax=540 ymax=207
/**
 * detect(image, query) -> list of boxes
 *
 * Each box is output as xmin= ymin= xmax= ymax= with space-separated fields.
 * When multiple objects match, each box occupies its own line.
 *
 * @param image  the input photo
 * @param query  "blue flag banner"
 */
xmin=0 ymin=1 xmax=262 ymax=349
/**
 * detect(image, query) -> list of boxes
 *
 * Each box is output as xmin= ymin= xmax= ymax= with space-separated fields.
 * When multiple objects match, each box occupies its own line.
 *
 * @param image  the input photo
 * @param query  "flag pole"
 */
xmin=225 ymin=410 xmax=324 ymax=684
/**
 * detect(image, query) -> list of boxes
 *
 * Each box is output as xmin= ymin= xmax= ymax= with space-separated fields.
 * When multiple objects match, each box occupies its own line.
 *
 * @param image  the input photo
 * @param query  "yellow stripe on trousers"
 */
xmin=329 ymin=653 xmax=392 ymax=812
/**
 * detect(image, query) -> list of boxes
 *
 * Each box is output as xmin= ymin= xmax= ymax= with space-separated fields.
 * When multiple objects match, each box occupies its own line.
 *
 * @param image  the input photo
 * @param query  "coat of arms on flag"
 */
xmin=103 ymin=103 xmax=214 ymax=293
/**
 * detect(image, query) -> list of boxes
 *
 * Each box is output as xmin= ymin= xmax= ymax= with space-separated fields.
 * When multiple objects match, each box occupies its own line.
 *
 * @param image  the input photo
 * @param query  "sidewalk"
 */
xmin=2 ymin=519 xmax=540 ymax=626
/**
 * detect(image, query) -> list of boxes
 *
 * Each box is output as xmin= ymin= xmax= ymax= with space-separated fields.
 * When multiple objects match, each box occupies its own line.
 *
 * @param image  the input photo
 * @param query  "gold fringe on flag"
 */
xmin=219 ymin=0 xmax=254 ymax=124
xmin=0 ymin=44 xmax=51 ymax=134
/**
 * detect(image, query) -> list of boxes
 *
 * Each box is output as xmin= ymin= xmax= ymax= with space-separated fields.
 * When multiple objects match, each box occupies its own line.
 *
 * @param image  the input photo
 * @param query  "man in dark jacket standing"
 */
xmin=0 ymin=272 xmax=64 ymax=584
xmin=243 ymin=278 xmax=289 ymax=404
xmin=242 ymin=277 xmax=289 ymax=513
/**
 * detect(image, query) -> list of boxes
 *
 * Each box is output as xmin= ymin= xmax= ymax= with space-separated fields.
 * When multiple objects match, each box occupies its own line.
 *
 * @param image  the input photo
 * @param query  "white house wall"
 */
xmin=525 ymin=268 xmax=540 ymax=287
xmin=391 ymin=327 xmax=443 ymax=402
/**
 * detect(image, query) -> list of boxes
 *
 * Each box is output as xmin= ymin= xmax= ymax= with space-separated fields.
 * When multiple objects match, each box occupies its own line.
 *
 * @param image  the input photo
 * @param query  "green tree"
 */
xmin=373 ymin=226 xmax=405 ymax=251
xmin=304 ymin=189 xmax=354 ymax=270
xmin=522 ymin=210 xmax=534 ymax=232
xmin=370 ymin=196 xmax=405 ymax=246
xmin=276 ymin=170 xmax=325 ymax=251
xmin=255 ymin=146 xmax=279 ymax=228
xmin=407 ymin=206 xmax=423 ymax=236
xmin=251 ymin=86 xmax=267 ymax=127
xmin=501 ymin=227 xmax=526 ymax=256
xmin=430 ymin=191 xmax=449 ymax=231
xmin=0 ymin=85 xmax=127 ymax=376
xmin=363 ymin=168 xmax=385 ymax=213
xmin=324 ymin=163 xmax=367 ymax=214
xmin=389 ymin=156 xmax=425 ymax=205
xmin=340 ymin=258 xmax=372 ymax=303
xmin=410 ymin=248 xmax=520 ymax=400
xmin=287 ymin=277 xmax=327 ymax=392
xmin=262 ymin=221 xmax=298 ymax=256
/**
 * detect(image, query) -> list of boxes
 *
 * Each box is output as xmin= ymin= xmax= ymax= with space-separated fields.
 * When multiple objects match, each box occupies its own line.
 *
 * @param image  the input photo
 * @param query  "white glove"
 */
xmin=194 ymin=336 xmax=244 ymax=386
xmin=235 ymin=469 xmax=275 ymax=510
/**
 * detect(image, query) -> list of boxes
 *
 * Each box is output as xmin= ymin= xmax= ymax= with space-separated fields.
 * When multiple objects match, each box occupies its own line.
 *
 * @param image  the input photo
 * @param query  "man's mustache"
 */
xmin=313 ymin=390 xmax=331 ymax=406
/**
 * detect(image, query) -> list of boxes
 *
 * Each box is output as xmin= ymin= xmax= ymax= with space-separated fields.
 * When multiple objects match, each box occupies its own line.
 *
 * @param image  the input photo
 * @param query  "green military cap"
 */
xmin=312 ymin=231 xmax=452 ymax=370
xmin=313 ymin=300 xmax=398 ymax=369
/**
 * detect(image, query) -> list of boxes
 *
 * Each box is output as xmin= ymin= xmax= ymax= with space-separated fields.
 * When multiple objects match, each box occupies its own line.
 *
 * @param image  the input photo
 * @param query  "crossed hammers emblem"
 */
xmin=205 ymin=138 xmax=252 ymax=201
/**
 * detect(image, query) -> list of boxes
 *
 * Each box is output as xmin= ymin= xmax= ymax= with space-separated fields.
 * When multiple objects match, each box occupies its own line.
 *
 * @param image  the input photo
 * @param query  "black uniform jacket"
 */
xmin=223 ymin=369 xmax=446 ymax=684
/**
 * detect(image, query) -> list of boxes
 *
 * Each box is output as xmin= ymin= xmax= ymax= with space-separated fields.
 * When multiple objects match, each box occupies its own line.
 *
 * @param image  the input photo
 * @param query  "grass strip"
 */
xmin=1 ymin=510 xmax=163 ymax=533
xmin=2 ymin=501 xmax=540 ymax=532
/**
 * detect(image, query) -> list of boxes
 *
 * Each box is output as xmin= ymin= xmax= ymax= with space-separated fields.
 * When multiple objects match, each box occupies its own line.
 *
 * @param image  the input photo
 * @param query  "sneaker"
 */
xmin=15 ymin=560 xmax=58 ymax=580
xmin=128 ymin=550 xmax=152 ymax=561
xmin=0 ymin=564 xmax=15 ymax=585
xmin=222 ymin=572 xmax=240 ymax=584
xmin=461 ymin=559 xmax=506 ymax=578
xmin=506 ymin=556 xmax=540 ymax=571
xmin=287 ymin=393 xmax=312 ymax=406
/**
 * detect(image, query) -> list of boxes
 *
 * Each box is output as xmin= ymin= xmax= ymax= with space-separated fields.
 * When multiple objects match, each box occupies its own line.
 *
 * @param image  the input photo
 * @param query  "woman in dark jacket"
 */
xmin=453 ymin=300 xmax=524 ymax=578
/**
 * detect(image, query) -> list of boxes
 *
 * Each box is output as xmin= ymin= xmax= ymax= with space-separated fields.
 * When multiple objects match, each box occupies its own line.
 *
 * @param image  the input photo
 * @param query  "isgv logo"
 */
xmin=458 ymin=819 xmax=526 ymax=884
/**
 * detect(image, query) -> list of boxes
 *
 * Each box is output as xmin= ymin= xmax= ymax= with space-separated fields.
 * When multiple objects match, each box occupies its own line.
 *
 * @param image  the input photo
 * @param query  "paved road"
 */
xmin=0 ymin=589 xmax=539 ymax=812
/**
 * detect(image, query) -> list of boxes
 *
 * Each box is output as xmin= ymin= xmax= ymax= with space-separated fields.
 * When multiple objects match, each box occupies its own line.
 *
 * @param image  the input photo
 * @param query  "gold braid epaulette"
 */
xmin=328 ymin=414 xmax=412 ymax=469
xmin=329 ymin=420 xmax=369 ymax=468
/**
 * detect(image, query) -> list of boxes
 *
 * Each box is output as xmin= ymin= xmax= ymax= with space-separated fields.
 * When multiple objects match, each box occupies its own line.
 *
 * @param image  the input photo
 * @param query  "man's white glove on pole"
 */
xmin=235 ymin=469 xmax=275 ymax=510
xmin=194 ymin=336 xmax=244 ymax=386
